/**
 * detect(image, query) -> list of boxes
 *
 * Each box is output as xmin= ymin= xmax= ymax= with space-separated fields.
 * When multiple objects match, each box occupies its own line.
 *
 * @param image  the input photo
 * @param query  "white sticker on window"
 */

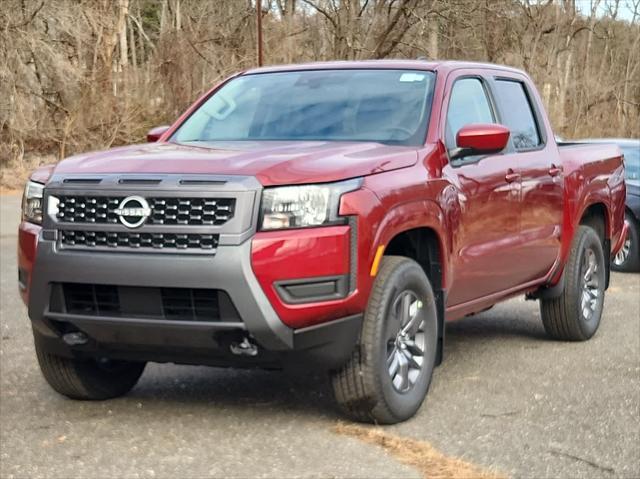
xmin=399 ymin=73 xmax=425 ymax=83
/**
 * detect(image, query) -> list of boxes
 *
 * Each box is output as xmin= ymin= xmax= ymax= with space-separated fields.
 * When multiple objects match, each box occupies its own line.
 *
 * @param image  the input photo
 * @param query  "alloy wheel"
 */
xmin=580 ymin=247 xmax=601 ymax=322
xmin=386 ymin=290 xmax=426 ymax=393
xmin=613 ymin=237 xmax=631 ymax=266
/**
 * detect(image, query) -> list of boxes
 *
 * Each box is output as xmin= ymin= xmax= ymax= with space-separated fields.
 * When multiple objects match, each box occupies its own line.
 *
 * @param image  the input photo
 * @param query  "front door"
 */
xmin=441 ymin=75 xmax=523 ymax=306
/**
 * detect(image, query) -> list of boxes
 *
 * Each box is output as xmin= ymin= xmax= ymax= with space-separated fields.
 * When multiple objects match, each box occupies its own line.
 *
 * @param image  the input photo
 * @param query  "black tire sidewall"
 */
xmin=628 ymin=216 xmax=640 ymax=269
xmin=572 ymin=227 xmax=606 ymax=339
xmin=371 ymin=259 xmax=438 ymax=421
xmin=34 ymin=331 xmax=146 ymax=400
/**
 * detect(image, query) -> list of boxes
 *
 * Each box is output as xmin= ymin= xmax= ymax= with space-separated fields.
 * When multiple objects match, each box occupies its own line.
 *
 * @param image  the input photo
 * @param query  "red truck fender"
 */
xmin=551 ymin=163 xmax=618 ymax=286
xmin=370 ymin=199 xmax=449 ymax=289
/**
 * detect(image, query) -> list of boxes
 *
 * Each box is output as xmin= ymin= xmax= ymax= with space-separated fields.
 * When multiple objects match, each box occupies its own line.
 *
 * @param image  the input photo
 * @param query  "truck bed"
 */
xmin=557 ymin=142 xmax=623 ymax=166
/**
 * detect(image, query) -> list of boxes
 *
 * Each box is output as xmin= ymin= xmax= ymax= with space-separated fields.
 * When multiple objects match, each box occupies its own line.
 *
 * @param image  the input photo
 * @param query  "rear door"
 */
xmin=491 ymin=76 xmax=563 ymax=280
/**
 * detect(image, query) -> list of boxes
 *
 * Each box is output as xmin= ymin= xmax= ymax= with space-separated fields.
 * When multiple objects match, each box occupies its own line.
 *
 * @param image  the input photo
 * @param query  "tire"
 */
xmin=540 ymin=226 xmax=606 ymax=341
xmin=34 ymin=335 xmax=146 ymax=400
xmin=612 ymin=212 xmax=640 ymax=272
xmin=331 ymin=256 xmax=438 ymax=424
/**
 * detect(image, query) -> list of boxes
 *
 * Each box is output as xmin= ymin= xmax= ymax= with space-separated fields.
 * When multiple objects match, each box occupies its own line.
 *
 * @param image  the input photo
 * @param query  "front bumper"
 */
xmin=30 ymin=238 xmax=290 ymax=348
xmin=25 ymin=232 xmax=362 ymax=368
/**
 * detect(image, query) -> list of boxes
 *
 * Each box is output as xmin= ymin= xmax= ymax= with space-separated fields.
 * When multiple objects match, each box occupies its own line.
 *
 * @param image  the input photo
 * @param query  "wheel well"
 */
xmin=625 ymin=206 xmax=639 ymax=225
xmin=385 ymin=228 xmax=442 ymax=290
xmin=580 ymin=203 xmax=608 ymax=241
xmin=384 ymin=227 xmax=445 ymax=365
xmin=579 ymin=202 xmax=610 ymax=288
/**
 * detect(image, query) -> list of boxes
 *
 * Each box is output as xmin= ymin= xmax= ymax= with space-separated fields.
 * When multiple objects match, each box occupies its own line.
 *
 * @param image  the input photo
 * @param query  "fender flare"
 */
xmin=551 ymin=184 xmax=612 ymax=285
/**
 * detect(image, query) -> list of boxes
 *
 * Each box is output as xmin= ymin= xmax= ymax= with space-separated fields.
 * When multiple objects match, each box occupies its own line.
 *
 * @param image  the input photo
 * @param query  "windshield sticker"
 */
xmin=399 ymin=73 xmax=425 ymax=83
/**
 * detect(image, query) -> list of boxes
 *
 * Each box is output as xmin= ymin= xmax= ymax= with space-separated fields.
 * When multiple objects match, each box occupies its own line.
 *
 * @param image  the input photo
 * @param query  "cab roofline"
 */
xmin=242 ymin=59 xmax=527 ymax=76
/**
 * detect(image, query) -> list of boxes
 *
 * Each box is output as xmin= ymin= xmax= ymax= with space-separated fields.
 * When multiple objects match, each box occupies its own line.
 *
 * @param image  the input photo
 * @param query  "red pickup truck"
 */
xmin=19 ymin=60 xmax=627 ymax=424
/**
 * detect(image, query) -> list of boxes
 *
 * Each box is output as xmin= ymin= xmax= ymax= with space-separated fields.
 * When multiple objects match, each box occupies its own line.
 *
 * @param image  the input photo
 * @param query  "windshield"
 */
xmin=621 ymin=145 xmax=640 ymax=181
xmin=172 ymin=69 xmax=435 ymax=146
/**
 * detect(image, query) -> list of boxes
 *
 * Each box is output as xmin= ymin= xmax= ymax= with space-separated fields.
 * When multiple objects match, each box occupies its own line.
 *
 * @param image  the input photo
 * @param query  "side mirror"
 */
xmin=147 ymin=125 xmax=171 ymax=143
xmin=451 ymin=124 xmax=510 ymax=160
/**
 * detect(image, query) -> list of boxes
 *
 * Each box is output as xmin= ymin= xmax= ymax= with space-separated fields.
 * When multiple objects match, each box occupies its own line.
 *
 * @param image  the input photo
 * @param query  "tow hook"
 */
xmin=62 ymin=331 xmax=89 ymax=346
xmin=230 ymin=337 xmax=259 ymax=357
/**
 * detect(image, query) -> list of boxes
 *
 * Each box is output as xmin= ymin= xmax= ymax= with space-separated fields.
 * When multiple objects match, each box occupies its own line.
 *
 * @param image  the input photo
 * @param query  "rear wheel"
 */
xmin=34 ymin=334 xmax=146 ymax=400
xmin=540 ymin=226 xmax=606 ymax=341
xmin=331 ymin=256 xmax=438 ymax=424
xmin=612 ymin=212 xmax=640 ymax=272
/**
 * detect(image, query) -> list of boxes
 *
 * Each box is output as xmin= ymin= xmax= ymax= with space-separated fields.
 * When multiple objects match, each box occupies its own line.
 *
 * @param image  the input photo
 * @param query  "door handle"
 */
xmin=548 ymin=164 xmax=562 ymax=177
xmin=505 ymin=169 xmax=521 ymax=183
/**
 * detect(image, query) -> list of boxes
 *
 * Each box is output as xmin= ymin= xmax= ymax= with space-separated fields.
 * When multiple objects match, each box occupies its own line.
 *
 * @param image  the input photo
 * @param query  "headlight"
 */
xmin=22 ymin=180 xmax=44 ymax=225
xmin=260 ymin=179 xmax=361 ymax=230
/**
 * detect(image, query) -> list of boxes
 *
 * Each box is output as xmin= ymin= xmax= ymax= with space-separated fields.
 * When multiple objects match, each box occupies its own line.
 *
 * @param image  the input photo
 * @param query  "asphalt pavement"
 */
xmin=1 ymin=193 xmax=638 ymax=478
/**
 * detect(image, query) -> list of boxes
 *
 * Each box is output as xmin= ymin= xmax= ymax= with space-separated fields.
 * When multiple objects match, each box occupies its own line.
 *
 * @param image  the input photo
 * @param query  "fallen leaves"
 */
xmin=333 ymin=422 xmax=505 ymax=479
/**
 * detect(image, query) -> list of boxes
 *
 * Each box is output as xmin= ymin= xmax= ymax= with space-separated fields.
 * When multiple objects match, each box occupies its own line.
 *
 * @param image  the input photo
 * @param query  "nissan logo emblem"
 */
xmin=114 ymin=196 xmax=151 ymax=228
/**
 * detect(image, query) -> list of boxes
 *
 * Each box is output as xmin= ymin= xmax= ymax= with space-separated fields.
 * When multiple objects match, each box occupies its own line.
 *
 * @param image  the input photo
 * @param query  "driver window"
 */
xmin=446 ymin=78 xmax=496 ymax=150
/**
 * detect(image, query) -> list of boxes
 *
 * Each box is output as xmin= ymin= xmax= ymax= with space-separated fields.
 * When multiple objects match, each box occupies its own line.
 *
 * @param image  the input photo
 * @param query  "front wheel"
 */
xmin=331 ymin=256 xmax=438 ymax=424
xmin=540 ymin=226 xmax=606 ymax=341
xmin=34 ymin=333 xmax=146 ymax=400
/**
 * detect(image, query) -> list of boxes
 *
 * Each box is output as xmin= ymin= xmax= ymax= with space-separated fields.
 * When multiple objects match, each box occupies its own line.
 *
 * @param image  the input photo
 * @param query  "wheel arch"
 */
xmin=370 ymin=200 xmax=449 ymax=289
xmin=374 ymin=213 xmax=448 ymax=365
xmin=579 ymin=202 xmax=610 ymax=242
xmin=534 ymin=200 xmax=611 ymax=297
xmin=559 ymin=199 xmax=612 ymax=271
xmin=384 ymin=227 xmax=444 ymax=292
xmin=625 ymin=205 xmax=640 ymax=225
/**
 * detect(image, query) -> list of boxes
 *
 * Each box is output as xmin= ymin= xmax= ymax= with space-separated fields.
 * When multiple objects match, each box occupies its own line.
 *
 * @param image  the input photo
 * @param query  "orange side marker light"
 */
xmin=370 ymin=245 xmax=385 ymax=277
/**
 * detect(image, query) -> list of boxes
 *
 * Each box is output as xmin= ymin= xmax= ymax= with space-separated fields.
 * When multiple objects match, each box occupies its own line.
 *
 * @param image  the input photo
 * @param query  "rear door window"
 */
xmin=494 ymin=80 xmax=541 ymax=150
xmin=446 ymin=78 xmax=496 ymax=150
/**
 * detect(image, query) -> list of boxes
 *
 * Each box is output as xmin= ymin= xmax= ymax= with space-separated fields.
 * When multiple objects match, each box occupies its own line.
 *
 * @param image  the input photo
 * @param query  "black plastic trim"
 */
xmin=18 ymin=268 xmax=28 ymax=291
xmin=527 ymin=271 xmax=565 ymax=300
xmin=292 ymin=314 xmax=362 ymax=368
xmin=32 ymin=313 xmax=363 ymax=370
xmin=348 ymin=216 xmax=358 ymax=293
xmin=46 ymin=311 xmax=246 ymax=330
xmin=275 ymin=275 xmax=349 ymax=304
xmin=604 ymin=238 xmax=611 ymax=290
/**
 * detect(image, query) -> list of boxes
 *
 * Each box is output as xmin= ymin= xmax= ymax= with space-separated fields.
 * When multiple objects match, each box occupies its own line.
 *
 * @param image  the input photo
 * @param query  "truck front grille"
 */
xmin=55 ymin=196 xmax=235 ymax=226
xmin=56 ymin=283 xmax=241 ymax=323
xmin=60 ymin=230 xmax=218 ymax=251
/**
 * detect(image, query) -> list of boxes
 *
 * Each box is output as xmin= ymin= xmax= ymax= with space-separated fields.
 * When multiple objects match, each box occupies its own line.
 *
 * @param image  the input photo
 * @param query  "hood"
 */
xmin=51 ymin=141 xmax=422 ymax=186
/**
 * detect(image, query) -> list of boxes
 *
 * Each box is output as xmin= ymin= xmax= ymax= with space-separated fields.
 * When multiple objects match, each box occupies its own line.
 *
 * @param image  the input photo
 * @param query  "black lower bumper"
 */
xmin=33 ymin=312 xmax=362 ymax=370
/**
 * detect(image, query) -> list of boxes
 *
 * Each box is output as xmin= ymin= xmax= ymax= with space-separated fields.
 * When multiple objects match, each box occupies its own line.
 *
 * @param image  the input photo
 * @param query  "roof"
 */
xmin=243 ymin=59 xmax=527 ymax=76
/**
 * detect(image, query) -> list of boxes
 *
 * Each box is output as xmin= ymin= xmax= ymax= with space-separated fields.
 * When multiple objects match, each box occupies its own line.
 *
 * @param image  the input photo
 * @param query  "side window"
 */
xmin=494 ymin=80 xmax=541 ymax=150
xmin=446 ymin=78 xmax=495 ymax=150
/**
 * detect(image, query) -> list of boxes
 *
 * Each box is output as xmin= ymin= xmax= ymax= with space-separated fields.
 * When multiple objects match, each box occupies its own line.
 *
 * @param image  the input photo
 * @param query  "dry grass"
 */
xmin=0 ymin=154 xmax=55 ymax=191
xmin=333 ymin=422 xmax=506 ymax=479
